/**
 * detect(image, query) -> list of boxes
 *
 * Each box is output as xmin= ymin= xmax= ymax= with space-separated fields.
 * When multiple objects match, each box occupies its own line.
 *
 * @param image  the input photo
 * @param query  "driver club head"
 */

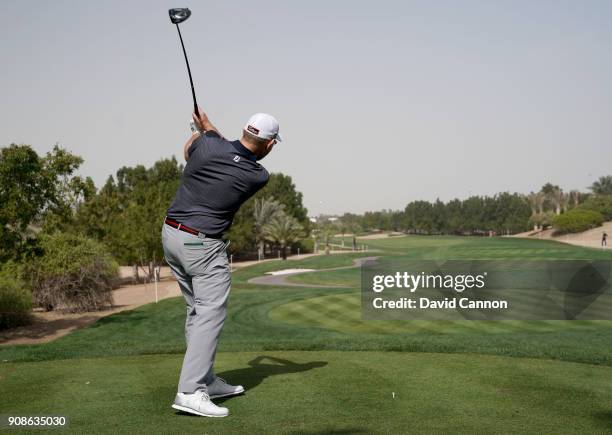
xmin=169 ymin=8 xmax=191 ymax=24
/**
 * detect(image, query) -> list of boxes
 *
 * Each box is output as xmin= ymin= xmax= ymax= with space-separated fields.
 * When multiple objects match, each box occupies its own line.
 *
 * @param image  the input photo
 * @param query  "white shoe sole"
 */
xmin=209 ymin=386 xmax=245 ymax=399
xmin=171 ymin=404 xmax=229 ymax=418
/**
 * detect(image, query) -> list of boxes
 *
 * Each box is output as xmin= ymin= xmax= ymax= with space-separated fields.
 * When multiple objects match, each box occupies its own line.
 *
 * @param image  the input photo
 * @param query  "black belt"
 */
xmin=164 ymin=218 xmax=223 ymax=239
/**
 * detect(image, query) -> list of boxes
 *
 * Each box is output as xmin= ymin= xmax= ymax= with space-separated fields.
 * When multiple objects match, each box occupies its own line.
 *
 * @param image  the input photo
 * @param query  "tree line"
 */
xmin=0 ymin=144 xmax=310 ymax=268
xmin=324 ymin=176 xmax=612 ymax=236
xmin=0 ymin=143 xmax=310 ymax=322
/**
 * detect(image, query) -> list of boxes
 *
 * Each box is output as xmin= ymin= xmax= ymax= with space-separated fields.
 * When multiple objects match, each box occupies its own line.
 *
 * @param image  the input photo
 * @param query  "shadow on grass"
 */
xmin=593 ymin=410 xmax=612 ymax=430
xmin=90 ymin=310 xmax=149 ymax=327
xmin=288 ymin=430 xmax=369 ymax=435
xmin=215 ymin=355 xmax=328 ymax=403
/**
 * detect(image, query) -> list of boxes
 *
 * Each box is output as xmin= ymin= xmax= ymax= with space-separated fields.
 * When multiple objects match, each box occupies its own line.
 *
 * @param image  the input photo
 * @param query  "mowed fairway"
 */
xmin=1 ymin=236 xmax=612 ymax=433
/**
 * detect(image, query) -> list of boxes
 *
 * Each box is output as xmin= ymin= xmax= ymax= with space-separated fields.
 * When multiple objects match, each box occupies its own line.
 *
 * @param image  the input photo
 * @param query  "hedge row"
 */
xmin=28 ymin=233 xmax=118 ymax=313
xmin=0 ymin=262 xmax=31 ymax=330
xmin=552 ymin=209 xmax=604 ymax=234
xmin=578 ymin=195 xmax=612 ymax=220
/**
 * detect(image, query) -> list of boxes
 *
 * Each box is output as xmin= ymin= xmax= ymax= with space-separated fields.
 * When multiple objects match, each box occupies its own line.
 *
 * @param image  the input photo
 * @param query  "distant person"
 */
xmin=162 ymin=107 xmax=281 ymax=418
xmin=603 ymin=232 xmax=608 ymax=247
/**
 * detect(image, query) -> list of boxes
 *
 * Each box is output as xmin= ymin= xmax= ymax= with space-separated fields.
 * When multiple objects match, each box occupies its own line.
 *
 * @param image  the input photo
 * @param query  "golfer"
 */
xmin=161 ymin=107 xmax=281 ymax=417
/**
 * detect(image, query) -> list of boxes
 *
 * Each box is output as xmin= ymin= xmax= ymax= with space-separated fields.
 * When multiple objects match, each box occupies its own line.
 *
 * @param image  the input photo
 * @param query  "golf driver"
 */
xmin=168 ymin=8 xmax=200 ymax=119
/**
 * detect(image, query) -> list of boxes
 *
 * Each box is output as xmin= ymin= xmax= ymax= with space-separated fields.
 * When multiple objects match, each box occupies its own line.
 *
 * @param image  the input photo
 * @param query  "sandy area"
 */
xmin=267 ymin=269 xmax=315 ymax=276
xmin=357 ymin=232 xmax=406 ymax=240
xmin=332 ymin=231 xmax=406 ymax=240
xmin=0 ymin=278 xmax=182 ymax=347
xmin=512 ymin=221 xmax=611 ymax=250
xmin=248 ymin=257 xmax=377 ymax=287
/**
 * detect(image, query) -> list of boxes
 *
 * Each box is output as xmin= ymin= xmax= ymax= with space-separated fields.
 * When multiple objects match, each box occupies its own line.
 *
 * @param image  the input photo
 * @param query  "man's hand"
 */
xmin=192 ymin=106 xmax=221 ymax=136
xmin=184 ymin=106 xmax=223 ymax=161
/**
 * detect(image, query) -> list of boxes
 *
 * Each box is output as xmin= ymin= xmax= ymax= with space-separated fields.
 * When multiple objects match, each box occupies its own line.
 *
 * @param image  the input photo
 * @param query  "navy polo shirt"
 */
xmin=166 ymin=131 xmax=269 ymax=235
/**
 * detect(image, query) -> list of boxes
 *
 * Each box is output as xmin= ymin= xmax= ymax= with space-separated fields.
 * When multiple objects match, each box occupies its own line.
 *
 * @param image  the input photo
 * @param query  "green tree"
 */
xmin=0 ymin=261 xmax=31 ymax=329
xmin=316 ymin=221 xmax=337 ymax=253
xmin=578 ymin=195 xmax=612 ymax=220
xmin=549 ymin=186 xmax=565 ymax=215
xmin=446 ymin=199 xmax=463 ymax=233
xmin=493 ymin=192 xmax=530 ymax=234
xmin=432 ymin=199 xmax=447 ymax=233
xmin=28 ymin=233 xmax=118 ymax=312
xmin=460 ymin=196 xmax=485 ymax=233
xmin=260 ymin=174 xmax=309 ymax=226
xmin=540 ymin=183 xmax=561 ymax=213
xmin=263 ymin=211 xmax=304 ymax=260
xmin=338 ymin=213 xmax=364 ymax=234
xmin=568 ymin=190 xmax=582 ymax=209
xmin=590 ymin=175 xmax=612 ymax=195
xmin=527 ymin=192 xmax=544 ymax=230
xmin=553 ymin=209 xmax=604 ymax=234
xmin=404 ymin=201 xmax=434 ymax=234
xmin=227 ymin=173 xmax=310 ymax=259
xmin=74 ymin=157 xmax=183 ymax=274
xmin=224 ymin=198 xmax=258 ymax=258
xmin=0 ymin=144 xmax=90 ymax=260
xmin=253 ymin=197 xmax=283 ymax=260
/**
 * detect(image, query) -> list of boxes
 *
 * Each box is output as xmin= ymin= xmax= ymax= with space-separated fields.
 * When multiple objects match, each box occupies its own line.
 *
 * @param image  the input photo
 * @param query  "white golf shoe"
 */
xmin=172 ymin=388 xmax=229 ymax=417
xmin=207 ymin=377 xmax=245 ymax=399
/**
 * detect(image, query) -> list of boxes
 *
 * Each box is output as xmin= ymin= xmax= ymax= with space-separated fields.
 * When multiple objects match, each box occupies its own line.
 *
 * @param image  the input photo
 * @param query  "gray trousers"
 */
xmin=161 ymin=223 xmax=231 ymax=394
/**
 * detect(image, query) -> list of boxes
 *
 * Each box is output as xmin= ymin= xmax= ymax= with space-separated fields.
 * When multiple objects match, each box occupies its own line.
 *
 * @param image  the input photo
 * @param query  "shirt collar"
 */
xmin=232 ymin=140 xmax=258 ymax=162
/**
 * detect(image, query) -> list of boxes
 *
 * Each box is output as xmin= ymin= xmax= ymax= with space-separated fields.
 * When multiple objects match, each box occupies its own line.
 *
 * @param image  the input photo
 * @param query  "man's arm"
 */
xmin=184 ymin=106 xmax=223 ymax=161
xmin=183 ymin=132 xmax=200 ymax=161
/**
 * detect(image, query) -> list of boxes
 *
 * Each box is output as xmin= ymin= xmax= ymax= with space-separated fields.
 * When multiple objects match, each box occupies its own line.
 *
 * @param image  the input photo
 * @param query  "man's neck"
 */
xmin=239 ymin=138 xmax=258 ymax=155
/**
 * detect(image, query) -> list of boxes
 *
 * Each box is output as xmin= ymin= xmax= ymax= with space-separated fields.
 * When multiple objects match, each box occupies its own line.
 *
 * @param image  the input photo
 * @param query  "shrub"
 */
xmin=578 ymin=195 xmax=612 ymax=220
xmin=0 ymin=262 xmax=32 ymax=329
xmin=28 ymin=233 xmax=118 ymax=312
xmin=529 ymin=211 xmax=556 ymax=230
xmin=553 ymin=209 xmax=604 ymax=234
xmin=296 ymin=237 xmax=314 ymax=254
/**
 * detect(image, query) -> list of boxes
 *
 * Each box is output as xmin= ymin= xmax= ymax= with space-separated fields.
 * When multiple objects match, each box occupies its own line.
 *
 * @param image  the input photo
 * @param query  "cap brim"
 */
xmin=275 ymin=132 xmax=283 ymax=142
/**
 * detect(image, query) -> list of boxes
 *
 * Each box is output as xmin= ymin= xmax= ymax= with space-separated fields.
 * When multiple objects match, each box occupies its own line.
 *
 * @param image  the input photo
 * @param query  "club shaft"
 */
xmin=175 ymin=23 xmax=199 ymax=118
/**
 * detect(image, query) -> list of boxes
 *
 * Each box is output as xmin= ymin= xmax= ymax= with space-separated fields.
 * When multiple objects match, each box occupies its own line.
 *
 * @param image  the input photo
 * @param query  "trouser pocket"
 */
xmin=183 ymin=238 xmax=227 ymax=275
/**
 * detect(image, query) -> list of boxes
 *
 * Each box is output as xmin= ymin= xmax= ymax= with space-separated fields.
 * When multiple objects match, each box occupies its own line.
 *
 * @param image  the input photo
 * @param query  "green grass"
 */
xmin=280 ymin=236 xmax=612 ymax=343
xmin=286 ymin=268 xmax=359 ymax=287
xmin=2 ymin=280 xmax=611 ymax=365
xmin=231 ymin=252 xmax=371 ymax=284
xmin=1 ymin=351 xmax=611 ymax=434
xmin=1 ymin=236 xmax=612 ymax=365
xmin=271 ymin=291 xmax=611 ymax=333
xmin=1 ymin=235 xmax=612 ymax=432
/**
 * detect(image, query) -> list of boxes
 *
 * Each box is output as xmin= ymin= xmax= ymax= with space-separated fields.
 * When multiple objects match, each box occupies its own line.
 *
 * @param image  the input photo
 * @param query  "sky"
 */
xmin=2 ymin=0 xmax=611 ymax=215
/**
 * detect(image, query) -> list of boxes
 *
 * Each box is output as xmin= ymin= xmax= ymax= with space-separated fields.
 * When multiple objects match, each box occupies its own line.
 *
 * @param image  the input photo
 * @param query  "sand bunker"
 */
xmin=266 ymin=269 xmax=315 ymax=276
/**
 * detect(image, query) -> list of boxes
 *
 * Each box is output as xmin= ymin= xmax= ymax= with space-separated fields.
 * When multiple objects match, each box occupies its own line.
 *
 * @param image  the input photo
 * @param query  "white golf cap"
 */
xmin=244 ymin=113 xmax=282 ymax=142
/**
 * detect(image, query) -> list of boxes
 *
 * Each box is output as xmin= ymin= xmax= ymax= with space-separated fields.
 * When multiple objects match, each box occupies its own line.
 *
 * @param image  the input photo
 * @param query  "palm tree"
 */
xmin=550 ymin=187 xmax=565 ymax=215
xmin=263 ymin=211 xmax=304 ymax=260
xmin=527 ymin=192 xmax=539 ymax=215
xmin=569 ymin=190 xmax=581 ymax=208
xmin=560 ymin=191 xmax=569 ymax=213
xmin=590 ymin=175 xmax=612 ymax=195
xmin=536 ymin=191 xmax=545 ymax=214
xmin=321 ymin=223 xmax=336 ymax=253
xmin=527 ymin=191 xmax=546 ymax=230
xmin=253 ymin=197 xmax=283 ymax=260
